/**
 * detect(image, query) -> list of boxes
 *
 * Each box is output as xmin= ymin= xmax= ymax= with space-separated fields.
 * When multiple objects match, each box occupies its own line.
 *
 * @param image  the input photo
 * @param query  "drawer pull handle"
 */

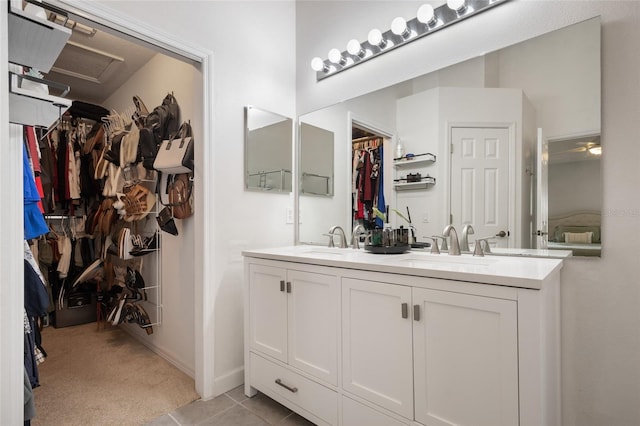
xmin=275 ymin=378 xmax=298 ymax=393
xmin=280 ymin=280 xmax=285 ymax=292
xmin=413 ymin=304 xmax=420 ymax=321
xmin=286 ymin=281 xmax=292 ymax=293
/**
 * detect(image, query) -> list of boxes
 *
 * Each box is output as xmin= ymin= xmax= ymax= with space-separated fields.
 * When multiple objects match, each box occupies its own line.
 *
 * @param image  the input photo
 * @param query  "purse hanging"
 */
xmin=153 ymin=121 xmax=194 ymax=174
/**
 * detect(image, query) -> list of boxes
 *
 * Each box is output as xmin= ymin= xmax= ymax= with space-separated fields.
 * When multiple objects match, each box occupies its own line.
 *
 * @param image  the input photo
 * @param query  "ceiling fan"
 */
xmin=556 ymin=141 xmax=602 ymax=156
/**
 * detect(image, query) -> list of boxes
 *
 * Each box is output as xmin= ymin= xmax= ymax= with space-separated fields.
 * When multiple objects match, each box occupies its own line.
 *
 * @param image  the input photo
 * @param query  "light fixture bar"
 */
xmin=313 ymin=0 xmax=511 ymax=81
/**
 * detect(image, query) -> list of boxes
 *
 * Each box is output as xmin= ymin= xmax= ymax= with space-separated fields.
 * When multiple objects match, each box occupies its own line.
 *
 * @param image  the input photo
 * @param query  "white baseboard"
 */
xmin=120 ymin=324 xmax=195 ymax=379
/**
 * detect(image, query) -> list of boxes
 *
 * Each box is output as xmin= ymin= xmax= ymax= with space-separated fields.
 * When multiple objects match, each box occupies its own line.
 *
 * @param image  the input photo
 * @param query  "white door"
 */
xmin=248 ymin=264 xmax=288 ymax=363
xmin=342 ymin=278 xmax=414 ymax=419
xmin=287 ymin=270 xmax=339 ymax=386
xmin=413 ymin=288 xmax=519 ymax=426
xmin=450 ymin=127 xmax=511 ymax=248
xmin=535 ymin=128 xmax=549 ymax=248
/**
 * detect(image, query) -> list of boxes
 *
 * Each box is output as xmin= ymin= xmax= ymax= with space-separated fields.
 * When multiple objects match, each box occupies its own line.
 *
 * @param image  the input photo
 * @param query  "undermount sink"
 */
xmin=300 ymin=246 xmax=354 ymax=256
xmin=384 ymin=254 xmax=500 ymax=267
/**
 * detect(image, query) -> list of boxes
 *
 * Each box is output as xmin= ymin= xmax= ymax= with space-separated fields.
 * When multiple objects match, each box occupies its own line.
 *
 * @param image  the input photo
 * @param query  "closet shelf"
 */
xmin=8 ymin=2 xmax=71 ymax=72
xmin=9 ymin=71 xmax=72 ymax=127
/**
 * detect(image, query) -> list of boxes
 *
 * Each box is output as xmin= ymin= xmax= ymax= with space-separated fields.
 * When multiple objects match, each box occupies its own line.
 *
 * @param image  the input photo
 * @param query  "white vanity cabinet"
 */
xmin=246 ymin=262 xmax=340 ymax=425
xmin=244 ymin=248 xmax=561 ymax=426
xmin=342 ymin=277 xmax=519 ymax=426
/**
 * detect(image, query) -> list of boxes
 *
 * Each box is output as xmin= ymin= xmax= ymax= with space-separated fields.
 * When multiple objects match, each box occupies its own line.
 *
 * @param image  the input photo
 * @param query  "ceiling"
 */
xmin=42 ymin=14 xmax=157 ymax=106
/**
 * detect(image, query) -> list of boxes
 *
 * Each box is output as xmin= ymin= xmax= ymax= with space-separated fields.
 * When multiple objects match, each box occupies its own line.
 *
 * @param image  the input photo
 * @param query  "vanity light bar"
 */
xmin=311 ymin=0 xmax=511 ymax=81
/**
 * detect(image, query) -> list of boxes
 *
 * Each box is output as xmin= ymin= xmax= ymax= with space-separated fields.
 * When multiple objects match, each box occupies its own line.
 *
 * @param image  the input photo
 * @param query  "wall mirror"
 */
xmin=245 ymin=105 xmax=293 ymax=192
xmin=299 ymin=122 xmax=334 ymax=197
xmin=297 ymin=17 xmax=601 ymax=257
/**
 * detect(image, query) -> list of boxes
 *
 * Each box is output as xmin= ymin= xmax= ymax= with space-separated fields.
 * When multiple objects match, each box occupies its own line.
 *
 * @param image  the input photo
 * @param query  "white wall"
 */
xmin=549 ymin=160 xmax=602 ymax=216
xmin=296 ymin=2 xmax=640 ymax=425
xmin=101 ymin=53 xmax=201 ymax=374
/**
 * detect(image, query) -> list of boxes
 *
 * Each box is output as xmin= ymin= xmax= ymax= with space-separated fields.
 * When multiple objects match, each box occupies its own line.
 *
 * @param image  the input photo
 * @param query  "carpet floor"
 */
xmin=32 ymin=322 xmax=199 ymax=426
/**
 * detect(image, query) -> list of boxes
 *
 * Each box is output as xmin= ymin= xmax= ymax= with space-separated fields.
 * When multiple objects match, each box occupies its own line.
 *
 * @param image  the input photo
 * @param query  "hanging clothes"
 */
xmin=375 ymin=145 xmax=386 ymax=228
xmin=23 ymin=143 xmax=48 ymax=240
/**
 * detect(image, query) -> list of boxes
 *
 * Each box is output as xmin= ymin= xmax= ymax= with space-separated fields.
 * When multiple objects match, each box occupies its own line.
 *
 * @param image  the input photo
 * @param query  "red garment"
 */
xmin=25 ymin=126 xmax=41 ymax=173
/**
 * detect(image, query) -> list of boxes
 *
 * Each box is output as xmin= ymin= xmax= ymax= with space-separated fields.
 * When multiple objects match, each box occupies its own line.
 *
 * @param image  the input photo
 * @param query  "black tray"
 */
xmin=365 ymin=244 xmax=411 ymax=255
xmin=411 ymin=241 xmax=431 ymax=249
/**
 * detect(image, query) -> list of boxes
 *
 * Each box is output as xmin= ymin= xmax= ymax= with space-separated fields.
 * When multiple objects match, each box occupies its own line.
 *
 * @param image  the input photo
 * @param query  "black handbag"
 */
xmin=156 ymin=206 xmax=178 ymax=236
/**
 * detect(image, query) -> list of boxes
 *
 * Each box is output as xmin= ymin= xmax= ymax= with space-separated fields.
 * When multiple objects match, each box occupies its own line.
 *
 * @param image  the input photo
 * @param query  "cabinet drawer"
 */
xmin=250 ymin=352 xmax=338 ymax=425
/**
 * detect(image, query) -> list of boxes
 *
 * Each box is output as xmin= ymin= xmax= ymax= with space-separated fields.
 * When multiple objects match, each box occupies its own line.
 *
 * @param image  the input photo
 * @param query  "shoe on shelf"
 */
xmin=129 ymin=233 xmax=159 ymax=257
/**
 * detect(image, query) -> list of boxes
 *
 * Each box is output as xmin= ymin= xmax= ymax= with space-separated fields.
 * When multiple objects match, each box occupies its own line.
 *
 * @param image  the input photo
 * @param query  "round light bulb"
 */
xmin=447 ymin=0 xmax=466 ymax=12
xmin=347 ymin=39 xmax=363 ymax=56
xmin=311 ymin=57 xmax=325 ymax=72
xmin=391 ymin=17 xmax=408 ymax=37
xmin=368 ymin=28 xmax=384 ymax=46
xmin=417 ymin=4 xmax=436 ymax=25
xmin=328 ymin=48 xmax=343 ymax=64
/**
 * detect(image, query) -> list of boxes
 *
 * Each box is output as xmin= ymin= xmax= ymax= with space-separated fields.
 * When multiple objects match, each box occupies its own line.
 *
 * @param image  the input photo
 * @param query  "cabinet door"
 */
xmin=342 ymin=396 xmax=409 ymax=426
xmin=287 ymin=270 xmax=339 ymax=385
xmin=413 ymin=288 xmax=518 ymax=426
xmin=248 ymin=264 xmax=288 ymax=363
xmin=342 ymin=278 xmax=414 ymax=419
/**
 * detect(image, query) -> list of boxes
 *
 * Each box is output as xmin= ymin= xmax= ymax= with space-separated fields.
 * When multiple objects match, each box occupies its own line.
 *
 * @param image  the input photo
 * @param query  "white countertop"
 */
xmin=242 ymin=245 xmax=564 ymax=290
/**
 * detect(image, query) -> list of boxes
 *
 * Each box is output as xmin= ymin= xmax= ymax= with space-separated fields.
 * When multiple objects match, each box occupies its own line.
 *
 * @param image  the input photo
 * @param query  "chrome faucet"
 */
xmin=460 ymin=224 xmax=475 ymax=252
xmin=350 ymin=224 xmax=366 ymax=249
xmin=328 ymin=225 xmax=348 ymax=248
xmin=442 ymin=225 xmax=461 ymax=256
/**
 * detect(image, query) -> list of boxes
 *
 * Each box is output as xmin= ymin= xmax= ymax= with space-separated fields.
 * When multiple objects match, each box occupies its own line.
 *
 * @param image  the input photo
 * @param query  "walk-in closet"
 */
xmin=9 ymin=1 xmax=201 ymax=423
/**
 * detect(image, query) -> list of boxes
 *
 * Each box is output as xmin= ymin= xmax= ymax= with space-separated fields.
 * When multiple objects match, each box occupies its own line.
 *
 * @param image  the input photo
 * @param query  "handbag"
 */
xmin=156 ymin=206 xmax=178 ymax=236
xmin=153 ymin=121 xmax=194 ymax=174
xmin=168 ymin=173 xmax=193 ymax=219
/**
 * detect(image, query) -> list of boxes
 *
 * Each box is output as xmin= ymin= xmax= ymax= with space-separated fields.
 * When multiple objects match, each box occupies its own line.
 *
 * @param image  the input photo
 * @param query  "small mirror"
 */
xmin=244 ymin=106 xmax=292 ymax=192
xmin=300 ymin=122 xmax=334 ymax=197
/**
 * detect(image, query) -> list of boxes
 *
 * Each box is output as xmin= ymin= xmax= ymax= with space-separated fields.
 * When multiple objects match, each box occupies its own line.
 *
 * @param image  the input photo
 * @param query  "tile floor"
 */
xmin=145 ymin=386 xmax=316 ymax=426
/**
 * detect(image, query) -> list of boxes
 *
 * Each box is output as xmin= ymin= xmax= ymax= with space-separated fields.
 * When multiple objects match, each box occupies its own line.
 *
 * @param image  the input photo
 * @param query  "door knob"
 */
xmin=536 ymin=230 xmax=548 ymax=236
xmin=496 ymin=230 xmax=508 ymax=238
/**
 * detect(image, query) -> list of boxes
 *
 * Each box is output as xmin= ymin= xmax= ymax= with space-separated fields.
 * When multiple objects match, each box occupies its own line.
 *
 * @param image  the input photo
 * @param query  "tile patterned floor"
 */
xmin=145 ymin=386 xmax=316 ymax=426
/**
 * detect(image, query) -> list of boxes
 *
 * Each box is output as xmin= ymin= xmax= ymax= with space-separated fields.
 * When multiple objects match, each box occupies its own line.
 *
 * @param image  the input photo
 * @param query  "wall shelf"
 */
xmin=393 ymin=178 xmax=436 ymax=191
xmin=393 ymin=153 xmax=436 ymax=168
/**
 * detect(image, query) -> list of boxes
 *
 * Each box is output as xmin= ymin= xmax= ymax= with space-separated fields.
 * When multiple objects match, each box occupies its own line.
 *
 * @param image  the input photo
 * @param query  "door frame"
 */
xmin=0 ymin=2 xmax=216 ymax=421
xmin=445 ymin=121 xmax=517 ymax=247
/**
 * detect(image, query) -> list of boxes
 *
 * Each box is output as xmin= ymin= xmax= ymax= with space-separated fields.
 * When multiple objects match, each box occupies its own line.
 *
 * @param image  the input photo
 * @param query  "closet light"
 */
xmin=417 ymin=4 xmax=437 ymax=27
xmin=312 ymin=0 xmax=510 ymax=81
xmin=367 ymin=28 xmax=387 ymax=48
xmin=311 ymin=57 xmax=328 ymax=72
xmin=347 ymin=39 xmax=366 ymax=58
xmin=391 ymin=17 xmax=411 ymax=39
xmin=447 ymin=0 xmax=467 ymax=13
xmin=328 ymin=48 xmax=346 ymax=65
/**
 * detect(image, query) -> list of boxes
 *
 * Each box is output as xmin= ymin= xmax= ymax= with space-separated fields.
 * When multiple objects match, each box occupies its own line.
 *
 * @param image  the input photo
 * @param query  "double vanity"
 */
xmin=243 ymin=246 xmax=562 ymax=426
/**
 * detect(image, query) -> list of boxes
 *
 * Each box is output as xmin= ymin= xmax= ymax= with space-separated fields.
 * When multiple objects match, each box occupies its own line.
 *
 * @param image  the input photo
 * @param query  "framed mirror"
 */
xmin=297 ymin=17 xmax=601 ymax=257
xmin=299 ymin=122 xmax=334 ymax=197
xmin=244 ymin=106 xmax=293 ymax=192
